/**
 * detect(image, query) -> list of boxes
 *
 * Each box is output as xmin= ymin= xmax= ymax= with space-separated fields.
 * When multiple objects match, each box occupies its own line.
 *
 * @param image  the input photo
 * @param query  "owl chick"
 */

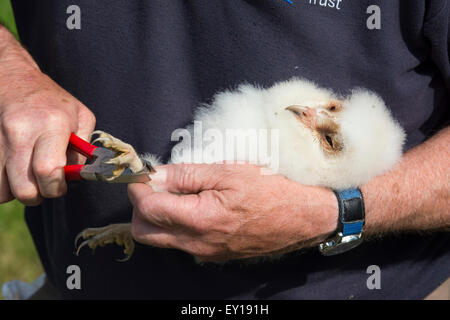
xmin=75 ymin=77 xmax=405 ymax=260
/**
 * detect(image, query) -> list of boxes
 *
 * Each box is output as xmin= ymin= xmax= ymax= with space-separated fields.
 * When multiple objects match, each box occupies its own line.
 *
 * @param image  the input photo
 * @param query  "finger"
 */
xmin=6 ymin=147 xmax=42 ymax=206
xmin=128 ymin=182 xmax=207 ymax=230
xmin=132 ymin=208 xmax=215 ymax=258
xmin=76 ymin=107 xmax=96 ymax=141
xmin=150 ymin=163 xmax=221 ymax=194
xmin=130 ymin=185 xmax=227 ymax=259
xmin=128 ymin=182 xmax=156 ymax=207
xmin=0 ymin=165 xmax=13 ymax=204
xmin=32 ymin=130 xmax=70 ymax=198
xmin=130 ymin=211 xmax=179 ymax=248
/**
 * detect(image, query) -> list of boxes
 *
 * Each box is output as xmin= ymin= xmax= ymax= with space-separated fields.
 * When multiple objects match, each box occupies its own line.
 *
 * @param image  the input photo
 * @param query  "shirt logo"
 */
xmin=283 ymin=0 xmax=344 ymax=10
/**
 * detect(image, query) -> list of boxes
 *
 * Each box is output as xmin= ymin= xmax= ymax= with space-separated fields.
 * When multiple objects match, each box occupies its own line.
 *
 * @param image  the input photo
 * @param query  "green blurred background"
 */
xmin=0 ymin=0 xmax=447 ymax=301
xmin=0 ymin=0 xmax=44 ymax=299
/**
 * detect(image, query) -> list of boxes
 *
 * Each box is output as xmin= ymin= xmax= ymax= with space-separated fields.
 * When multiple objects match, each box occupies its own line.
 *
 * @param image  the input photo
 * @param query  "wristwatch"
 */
xmin=319 ymin=188 xmax=365 ymax=256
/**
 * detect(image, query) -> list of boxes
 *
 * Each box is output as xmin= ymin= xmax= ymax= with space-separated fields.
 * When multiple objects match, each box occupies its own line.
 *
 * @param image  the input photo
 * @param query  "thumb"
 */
xmin=150 ymin=163 xmax=221 ymax=194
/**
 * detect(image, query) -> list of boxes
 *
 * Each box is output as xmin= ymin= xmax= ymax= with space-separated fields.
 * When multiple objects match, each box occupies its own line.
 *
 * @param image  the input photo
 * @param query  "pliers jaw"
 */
xmin=80 ymin=148 xmax=153 ymax=183
xmin=64 ymin=133 xmax=153 ymax=183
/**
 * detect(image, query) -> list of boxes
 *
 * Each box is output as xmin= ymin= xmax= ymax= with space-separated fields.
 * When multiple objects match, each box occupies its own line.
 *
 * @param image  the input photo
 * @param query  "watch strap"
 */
xmin=333 ymin=188 xmax=365 ymax=236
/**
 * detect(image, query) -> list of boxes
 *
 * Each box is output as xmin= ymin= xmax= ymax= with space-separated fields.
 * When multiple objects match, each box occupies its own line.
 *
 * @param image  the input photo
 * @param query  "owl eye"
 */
xmin=325 ymin=135 xmax=333 ymax=148
xmin=329 ymin=106 xmax=336 ymax=111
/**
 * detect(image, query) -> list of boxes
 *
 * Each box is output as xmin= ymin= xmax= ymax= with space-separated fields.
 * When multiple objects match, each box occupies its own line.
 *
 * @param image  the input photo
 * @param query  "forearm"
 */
xmin=361 ymin=127 xmax=450 ymax=235
xmin=0 ymin=25 xmax=42 ymax=102
xmin=0 ymin=25 xmax=49 ymax=106
xmin=0 ymin=24 xmax=37 ymax=66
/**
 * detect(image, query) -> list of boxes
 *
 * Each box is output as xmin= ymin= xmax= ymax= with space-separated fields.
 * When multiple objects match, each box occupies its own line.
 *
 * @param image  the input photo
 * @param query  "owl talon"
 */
xmin=89 ymin=130 xmax=144 ymax=178
xmin=75 ymin=223 xmax=135 ymax=261
xmin=90 ymin=137 xmax=110 ymax=145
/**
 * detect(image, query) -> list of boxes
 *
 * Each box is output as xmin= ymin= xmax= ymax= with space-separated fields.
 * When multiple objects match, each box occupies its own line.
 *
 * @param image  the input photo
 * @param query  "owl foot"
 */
xmin=90 ymin=130 xmax=144 ymax=180
xmin=75 ymin=223 xmax=134 ymax=261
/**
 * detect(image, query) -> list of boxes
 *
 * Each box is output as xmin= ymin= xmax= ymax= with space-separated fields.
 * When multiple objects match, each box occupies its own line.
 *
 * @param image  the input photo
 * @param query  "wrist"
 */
xmin=0 ymin=28 xmax=40 ymax=76
xmin=318 ymin=188 xmax=340 ymax=236
xmin=318 ymin=188 xmax=366 ymax=255
xmin=0 ymin=24 xmax=14 ymax=50
xmin=0 ymin=68 xmax=45 ymax=106
xmin=300 ymin=186 xmax=339 ymax=246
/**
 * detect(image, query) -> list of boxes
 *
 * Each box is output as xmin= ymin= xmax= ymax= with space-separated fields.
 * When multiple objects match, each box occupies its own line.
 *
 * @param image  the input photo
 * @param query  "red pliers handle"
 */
xmin=64 ymin=133 xmax=98 ymax=181
xmin=64 ymin=133 xmax=152 ymax=183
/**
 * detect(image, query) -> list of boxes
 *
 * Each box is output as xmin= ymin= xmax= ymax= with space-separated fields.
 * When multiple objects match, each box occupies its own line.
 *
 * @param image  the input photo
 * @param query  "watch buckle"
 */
xmin=319 ymin=232 xmax=363 ymax=256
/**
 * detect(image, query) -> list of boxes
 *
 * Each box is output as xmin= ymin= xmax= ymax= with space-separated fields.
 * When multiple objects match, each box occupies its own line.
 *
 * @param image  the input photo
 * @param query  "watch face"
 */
xmin=328 ymin=238 xmax=363 ymax=255
xmin=342 ymin=197 xmax=364 ymax=222
xmin=319 ymin=234 xmax=363 ymax=256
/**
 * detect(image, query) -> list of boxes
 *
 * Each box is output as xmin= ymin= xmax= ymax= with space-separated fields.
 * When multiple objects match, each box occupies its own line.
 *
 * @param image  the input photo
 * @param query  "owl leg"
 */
xmin=74 ymin=132 xmax=149 ymax=261
xmin=75 ymin=223 xmax=134 ymax=261
xmin=90 ymin=130 xmax=144 ymax=180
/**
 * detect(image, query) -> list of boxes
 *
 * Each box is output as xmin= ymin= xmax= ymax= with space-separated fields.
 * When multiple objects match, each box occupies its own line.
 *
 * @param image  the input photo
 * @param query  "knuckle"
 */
xmin=15 ymin=188 xmax=40 ymax=205
xmin=1 ymin=109 xmax=68 ymax=142
xmin=33 ymin=161 xmax=56 ymax=178
xmin=40 ymin=110 xmax=68 ymax=127
xmin=1 ymin=112 xmax=27 ymax=138
xmin=177 ymin=164 xmax=198 ymax=193
xmin=83 ymin=107 xmax=96 ymax=126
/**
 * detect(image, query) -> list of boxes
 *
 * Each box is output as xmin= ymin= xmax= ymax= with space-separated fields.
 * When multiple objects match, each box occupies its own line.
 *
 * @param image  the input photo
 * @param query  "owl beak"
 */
xmin=285 ymin=105 xmax=316 ymax=117
xmin=285 ymin=105 xmax=317 ymax=129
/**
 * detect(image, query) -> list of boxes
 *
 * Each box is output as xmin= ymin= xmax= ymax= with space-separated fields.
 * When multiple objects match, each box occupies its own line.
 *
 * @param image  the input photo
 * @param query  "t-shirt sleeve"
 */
xmin=421 ymin=0 xmax=450 ymax=132
xmin=423 ymin=0 xmax=450 ymax=92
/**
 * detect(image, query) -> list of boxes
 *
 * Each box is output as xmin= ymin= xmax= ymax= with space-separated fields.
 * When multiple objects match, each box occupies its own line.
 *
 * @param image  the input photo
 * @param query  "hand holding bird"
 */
xmin=128 ymin=163 xmax=339 ymax=262
xmin=74 ymin=77 xmax=405 ymax=262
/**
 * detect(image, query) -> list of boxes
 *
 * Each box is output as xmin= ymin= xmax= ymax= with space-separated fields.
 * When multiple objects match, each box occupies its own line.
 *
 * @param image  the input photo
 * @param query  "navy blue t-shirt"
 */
xmin=11 ymin=0 xmax=449 ymax=299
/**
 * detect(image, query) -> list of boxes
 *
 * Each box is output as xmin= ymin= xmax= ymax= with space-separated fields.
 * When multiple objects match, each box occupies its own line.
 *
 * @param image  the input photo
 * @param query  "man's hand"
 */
xmin=128 ymin=127 xmax=450 ymax=262
xmin=0 ymin=25 xmax=95 ymax=205
xmin=128 ymin=164 xmax=338 ymax=262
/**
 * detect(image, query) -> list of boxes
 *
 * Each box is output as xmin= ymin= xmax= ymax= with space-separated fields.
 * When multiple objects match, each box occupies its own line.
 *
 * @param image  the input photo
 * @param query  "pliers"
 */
xmin=64 ymin=133 xmax=152 ymax=183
